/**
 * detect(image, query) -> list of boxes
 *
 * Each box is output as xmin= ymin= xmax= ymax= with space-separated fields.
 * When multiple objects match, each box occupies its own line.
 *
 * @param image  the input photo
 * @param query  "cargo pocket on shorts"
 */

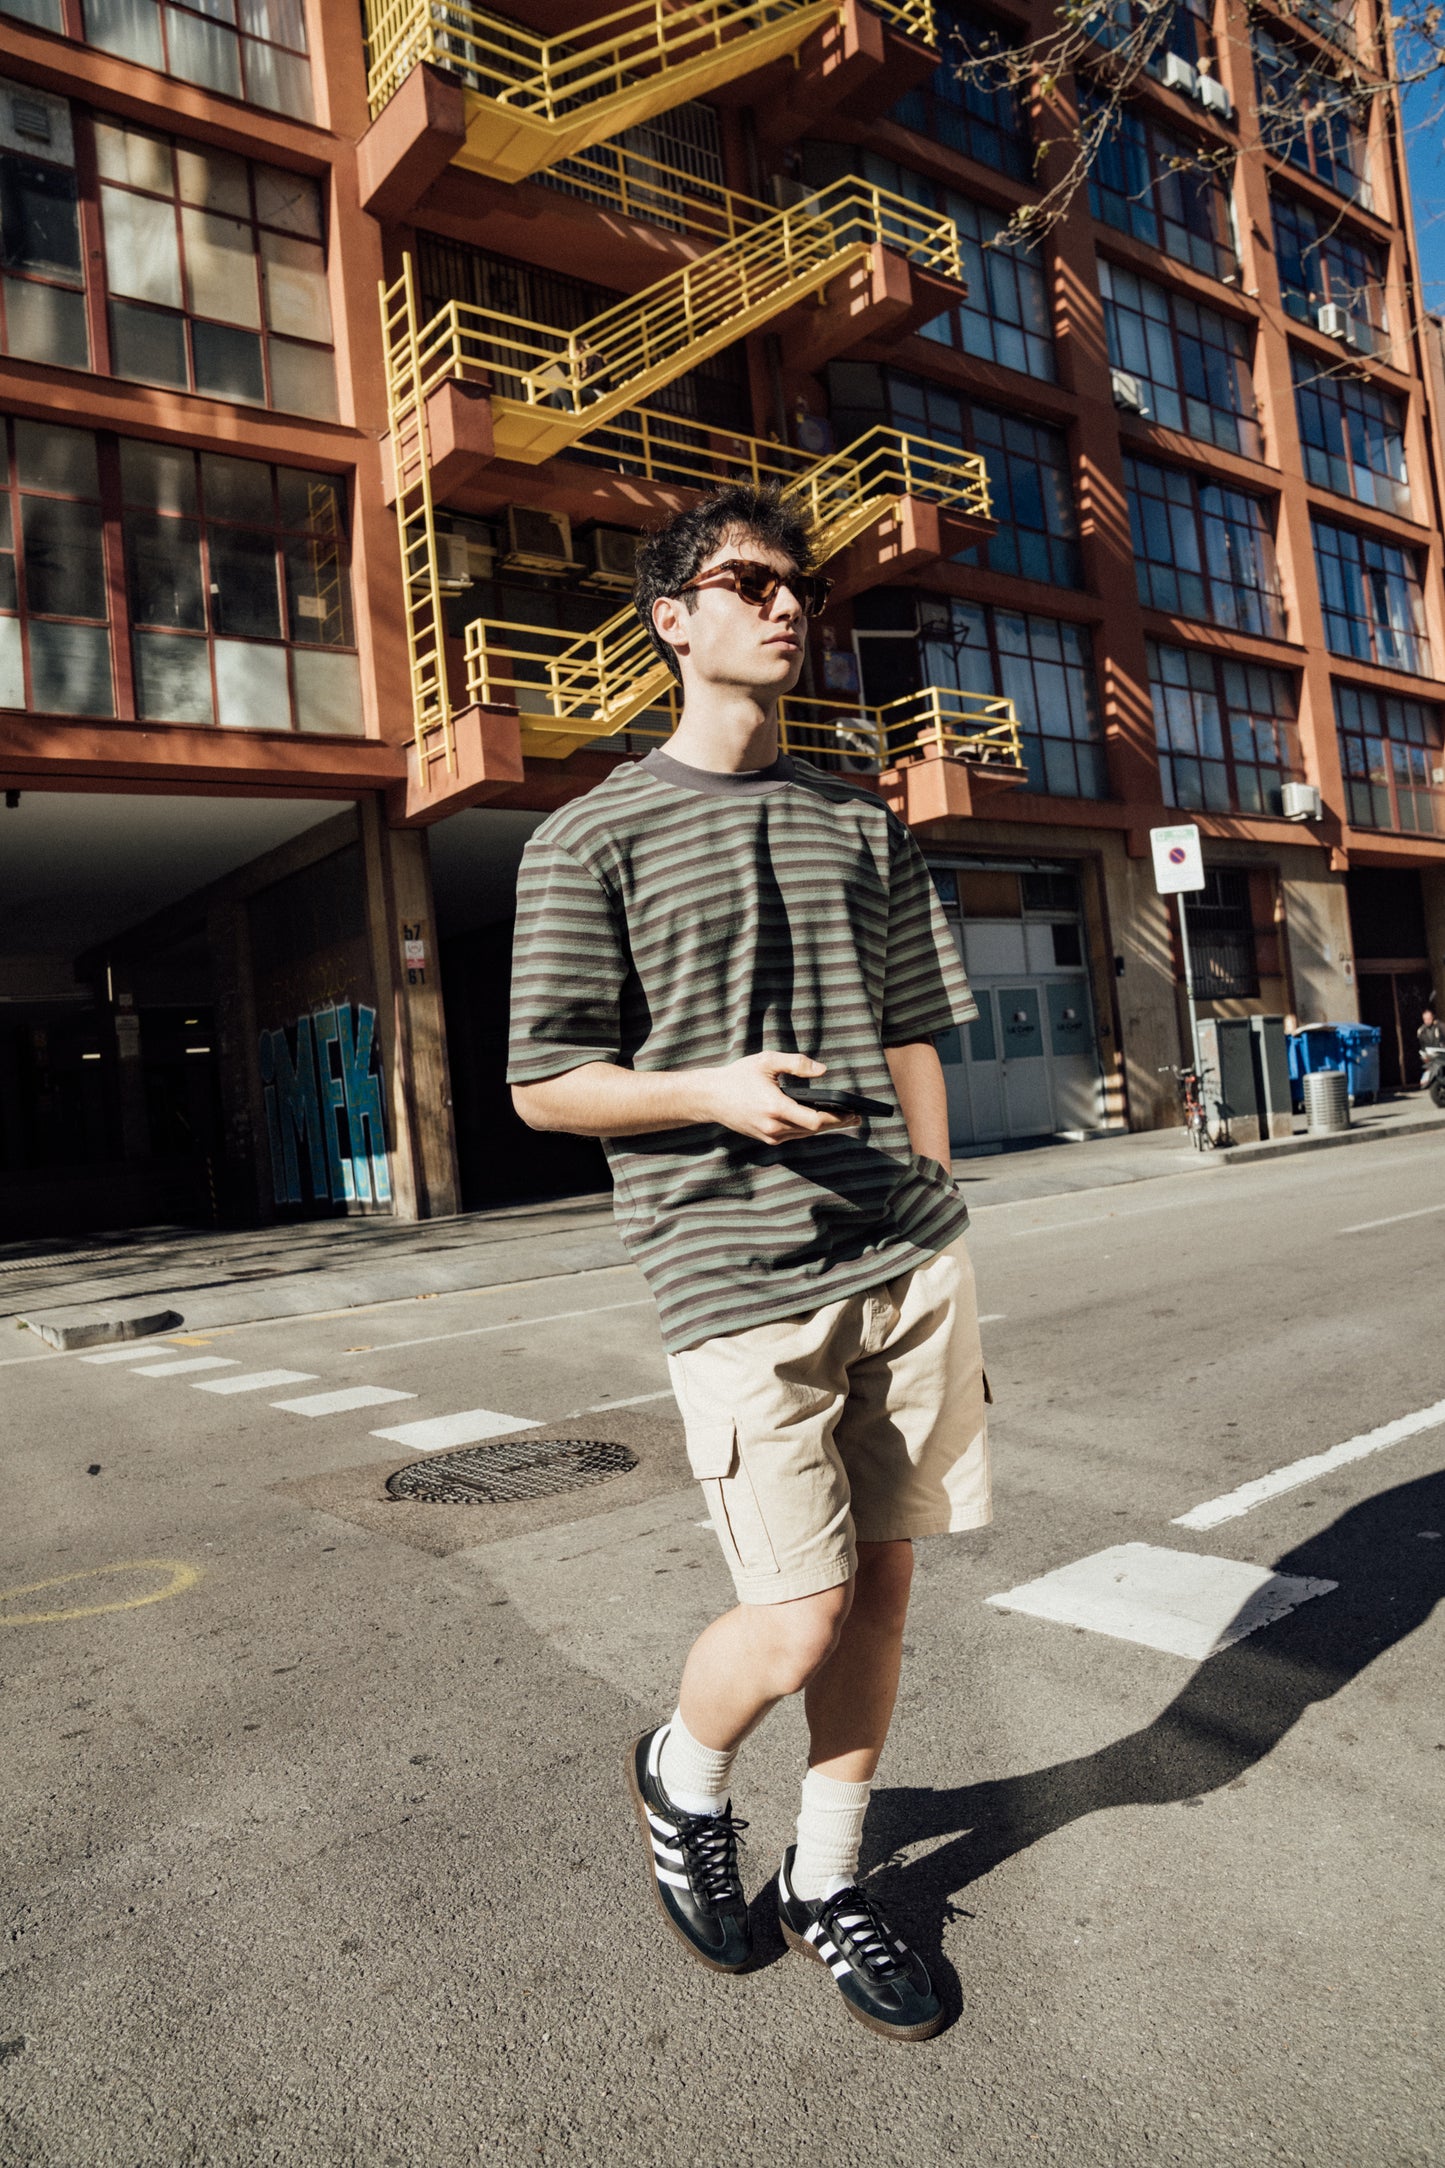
xmin=687 ymin=1418 xmax=779 ymax=1579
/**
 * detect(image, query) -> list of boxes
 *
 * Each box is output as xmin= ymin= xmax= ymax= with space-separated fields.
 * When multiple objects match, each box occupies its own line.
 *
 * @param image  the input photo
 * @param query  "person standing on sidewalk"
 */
xmin=507 ymin=483 xmax=989 ymax=2042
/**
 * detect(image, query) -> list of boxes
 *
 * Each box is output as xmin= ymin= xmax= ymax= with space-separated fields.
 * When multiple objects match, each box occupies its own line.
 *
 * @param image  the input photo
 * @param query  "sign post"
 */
xmin=1150 ymin=824 xmax=1206 ymax=1071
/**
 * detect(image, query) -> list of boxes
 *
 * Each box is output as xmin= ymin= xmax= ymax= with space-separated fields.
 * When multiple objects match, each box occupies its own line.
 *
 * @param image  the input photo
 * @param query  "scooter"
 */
xmin=1423 ymin=1044 xmax=1445 ymax=1109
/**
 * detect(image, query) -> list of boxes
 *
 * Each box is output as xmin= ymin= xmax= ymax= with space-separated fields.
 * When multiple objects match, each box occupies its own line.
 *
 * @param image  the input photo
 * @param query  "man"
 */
xmin=507 ymin=483 xmax=989 ymax=2043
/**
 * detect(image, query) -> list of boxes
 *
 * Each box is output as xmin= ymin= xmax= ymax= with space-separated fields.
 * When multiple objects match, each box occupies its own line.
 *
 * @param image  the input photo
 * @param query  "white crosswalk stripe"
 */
xmin=270 ymin=1386 xmax=416 ymax=1417
xmin=369 ymin=1408 xmax=538 ymax=1451
xmin=193 ymin=1370 xmax=318 ymax=1394
xmin=129 ymin=1356 xmax=239 ymax=1377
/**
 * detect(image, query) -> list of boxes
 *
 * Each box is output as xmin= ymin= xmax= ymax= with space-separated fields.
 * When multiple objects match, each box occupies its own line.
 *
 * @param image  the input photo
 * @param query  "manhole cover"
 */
xmin=385 ymin=1436 xmax=637 ymax=1505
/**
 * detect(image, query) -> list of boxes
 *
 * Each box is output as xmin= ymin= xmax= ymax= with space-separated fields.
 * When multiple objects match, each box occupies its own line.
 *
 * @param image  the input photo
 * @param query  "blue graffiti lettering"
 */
xmin=339 ymin=1001 xmax=392 ymax=1204
xmin=257 ymin=998 xmax=390 ymax=1208
xmin=258 ymin=1015 xmax=327 ymax=1206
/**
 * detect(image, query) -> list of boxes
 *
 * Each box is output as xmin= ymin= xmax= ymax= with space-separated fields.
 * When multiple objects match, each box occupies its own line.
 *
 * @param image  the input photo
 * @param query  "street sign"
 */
xmin=1150 ymin=823 xmax=1205 ymax=895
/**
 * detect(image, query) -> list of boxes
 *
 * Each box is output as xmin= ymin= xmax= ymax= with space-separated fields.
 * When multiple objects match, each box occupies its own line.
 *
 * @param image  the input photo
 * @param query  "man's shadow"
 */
xmin=752 ymin=1471 xmax=1445 ymax=2015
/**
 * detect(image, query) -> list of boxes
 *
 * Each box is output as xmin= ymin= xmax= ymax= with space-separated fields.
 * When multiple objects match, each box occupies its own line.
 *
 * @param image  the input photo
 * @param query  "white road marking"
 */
xmin=1173 ymin=1397 xmax=1445 ymax=1530
xmin=80 ymin=1345 xmax=185 ymax=1364
xmin=985 ymin=1543 xmax=1337 ymax=1660
xmin=271 ymin=1385 xmax=417 ymax=1416
xmin=582 ymin=1389 xmax=675 ymax=1412
xmin=129 ymin=1355 xmax=240 ymax=1377
xmin=1340 ymin=1202 xmax=1445 ymax=1234
xmin=370 ymin=1408 xmax=539 ymax=1451
xmin=343 ymin=1297 xmax=655 ymax=1358
xmin=976 ymin=1312 xmax=1006 ymax=1324
xmin=193 ymin=1369 xmax=318 ymax=1395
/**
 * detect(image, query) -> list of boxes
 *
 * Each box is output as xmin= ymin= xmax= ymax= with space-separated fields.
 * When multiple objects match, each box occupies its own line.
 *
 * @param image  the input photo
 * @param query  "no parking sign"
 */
xmin=1150 ymin=824 xmax=1205 ymax=895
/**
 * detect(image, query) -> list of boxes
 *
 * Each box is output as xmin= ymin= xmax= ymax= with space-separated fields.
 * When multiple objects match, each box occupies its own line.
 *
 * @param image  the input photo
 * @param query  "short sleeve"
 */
xmin=880 ymin=818 xmax=978 ymax=1045
xmin=506 ymin=838 xmax=629 ymax=1083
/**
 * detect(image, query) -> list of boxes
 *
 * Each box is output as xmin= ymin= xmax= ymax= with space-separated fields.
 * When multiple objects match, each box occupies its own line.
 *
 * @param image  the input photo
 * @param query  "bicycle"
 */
xmin=1159 ymin=1063 xmax=1232 ymax=1150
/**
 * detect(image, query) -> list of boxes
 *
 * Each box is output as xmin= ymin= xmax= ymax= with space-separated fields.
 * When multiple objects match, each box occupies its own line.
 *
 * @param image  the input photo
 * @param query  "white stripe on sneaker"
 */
xmin=655 ymin=1868 xmax=690 ymax=1890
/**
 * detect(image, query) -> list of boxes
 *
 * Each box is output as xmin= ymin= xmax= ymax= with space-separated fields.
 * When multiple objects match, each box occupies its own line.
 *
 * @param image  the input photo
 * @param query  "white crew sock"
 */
xmin=790 ymin=1768 xmax=873 ymax=1900
xmin=657 ymin=1709 xmax=738 ymax=1816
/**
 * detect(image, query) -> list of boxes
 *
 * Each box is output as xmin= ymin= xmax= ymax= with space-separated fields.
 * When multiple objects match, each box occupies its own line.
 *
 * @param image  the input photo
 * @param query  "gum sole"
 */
xmin=625 ymin=1740 xmax=751 ymax=1976
xmin=780 ymin=1917 xmax=946 ymax=2042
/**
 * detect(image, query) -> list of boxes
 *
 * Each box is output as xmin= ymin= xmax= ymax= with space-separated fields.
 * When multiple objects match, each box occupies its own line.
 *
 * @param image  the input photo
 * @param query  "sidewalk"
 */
xmin=8 ymin=1095 xmax=1442 ymax=1346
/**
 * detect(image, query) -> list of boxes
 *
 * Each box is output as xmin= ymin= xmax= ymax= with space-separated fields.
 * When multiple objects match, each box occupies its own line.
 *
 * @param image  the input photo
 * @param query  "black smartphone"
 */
xmin=778 ymin=1076 xmax=895 ymax=1120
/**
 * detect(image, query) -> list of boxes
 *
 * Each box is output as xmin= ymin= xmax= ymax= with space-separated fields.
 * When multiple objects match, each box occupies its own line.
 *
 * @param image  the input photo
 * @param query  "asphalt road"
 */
xmin=3 ymin=1135 xmax=1443 ymax=2168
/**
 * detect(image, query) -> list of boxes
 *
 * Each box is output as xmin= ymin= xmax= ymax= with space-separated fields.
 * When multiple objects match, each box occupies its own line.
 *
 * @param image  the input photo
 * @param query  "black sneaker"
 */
xmin=777 ymin=1844 xmax=944 ymax=2041
xmin=626 ymin=1727 xmax=752 ymax=1974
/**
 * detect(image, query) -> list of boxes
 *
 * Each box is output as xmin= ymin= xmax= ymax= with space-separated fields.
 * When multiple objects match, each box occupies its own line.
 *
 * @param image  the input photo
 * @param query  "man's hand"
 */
xmin=697 ymin=1052 xmax=860 ymax=1145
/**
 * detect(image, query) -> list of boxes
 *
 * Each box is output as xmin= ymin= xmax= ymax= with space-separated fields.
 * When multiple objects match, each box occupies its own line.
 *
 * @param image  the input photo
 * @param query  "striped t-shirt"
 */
xmin=506 ymin=746 xmax=978 ymax=1353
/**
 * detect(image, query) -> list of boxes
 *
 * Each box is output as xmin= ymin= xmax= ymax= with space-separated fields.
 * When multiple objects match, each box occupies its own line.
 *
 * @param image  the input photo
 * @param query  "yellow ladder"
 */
xmin=462 ymin=425 xmax=993 ymax=755
xmin=381 ymin=177 xmax=961 ymax=463
xmin=366 ymin=0 xmax=935 ymax=177
xmin=382 ymin=256 xmax=457 ymax=789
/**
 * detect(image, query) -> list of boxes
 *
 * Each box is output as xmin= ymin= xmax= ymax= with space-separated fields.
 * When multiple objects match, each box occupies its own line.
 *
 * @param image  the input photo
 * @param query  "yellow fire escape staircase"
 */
xmin=365 ymin=0 xmax=935 ymax=182
xmin=381 ymin=176 xmax=965 ymax=788
xmin=458 ymin=424 xmax=1020 ymax=768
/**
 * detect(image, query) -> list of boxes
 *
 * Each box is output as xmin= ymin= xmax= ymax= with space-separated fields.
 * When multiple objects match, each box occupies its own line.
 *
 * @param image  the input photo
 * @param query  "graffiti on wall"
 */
xmin=258 ymin=1000 xmax=392 ymax=1207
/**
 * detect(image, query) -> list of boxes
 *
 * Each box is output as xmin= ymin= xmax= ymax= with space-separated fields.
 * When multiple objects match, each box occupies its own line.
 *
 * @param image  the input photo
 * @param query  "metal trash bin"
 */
xmin=1303 ymin=1068 xmax=1350 ymax=1134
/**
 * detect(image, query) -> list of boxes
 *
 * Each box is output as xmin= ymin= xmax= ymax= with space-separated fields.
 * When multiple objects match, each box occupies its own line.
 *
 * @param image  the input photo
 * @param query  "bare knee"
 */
xmin=753 ymin=1583 xmax=853 ymax=1696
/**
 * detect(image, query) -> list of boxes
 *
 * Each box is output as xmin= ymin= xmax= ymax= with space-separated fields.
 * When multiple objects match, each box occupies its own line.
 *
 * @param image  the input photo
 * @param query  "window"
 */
xmin=1083 ymin=87 xmax=1237 ymax=280
xmin=1125 ymin=456 xmax=1285 ymax=636
xmin=98 ymin=120 xmax=334 ymax=418
xmin=1254 ymin=31 xmax=1370 ymax=206
xmin=1335 ymin=683 xmax=1445 ymax=833
xmin=1148 ymin=640 xmax=1302 ymax=813
xmin=1312 ymin=516 xmax=1430 ymax=674
xmin=1292 ymin=0 xmax=1357 ymax=53
xmin=0 ymin=416 xmax=361 ymax=731
xmin=891 ymin=5 xmax=1029 ymax=180
xmin=0 ymin=81 xmax=88 ymax=370
xmin=1272 ymin=190 xmax=1387 ymax=348
xmin=851 ymin=152 xmax=1054 ymax=379
xmin=1100 ymin=260 xmax=1259 ymax=456
xmin=0 ymin=418 xmax=112 ymax=715
xmin=827 ymin=364 xmax=1081 ymax=587
xmin=892 ymin=591 xmax=1106 ymax=796
xmin=1184 ymin=868 xmax=1259 ymax=999
xmin=78 ymin=0 xmax=313 ymax=120
xmin=1095 ymin=0 xmax=1216 ymax=80
xmin=1293 ymin=349 xmax=1408 ymax=515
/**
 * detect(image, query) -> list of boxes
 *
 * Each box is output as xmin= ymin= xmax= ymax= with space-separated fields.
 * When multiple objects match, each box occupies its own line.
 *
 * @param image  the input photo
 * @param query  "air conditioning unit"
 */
xmin=434 ymin=531 xmax=474 ymax=594
xmin=1162 ymin=53 xmax=1198 ymax=95
xmin=1111 ymin=367 xmax=1146 ymax=413
xmin=582 ymin=526 xmax=641 ymax=591
xmin=504 ymin=505 xmax=576 ymax=572
xmin=1281 ymin=781 xmax=1323 ymax=821
xmin=1316 ymin=301 xmax=1350 ymax=340
xmin=770 ymin=175 xmax=813 ymax=211
xmin=1196 ymin=73 xmax=1233 ymax=118
xmin=830 ymin=720 xmax=881 ymax=775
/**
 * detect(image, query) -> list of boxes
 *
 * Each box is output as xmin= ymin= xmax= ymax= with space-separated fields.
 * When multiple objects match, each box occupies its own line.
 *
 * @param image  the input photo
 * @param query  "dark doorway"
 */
xmin=1358 ymin=968 xmax=1435 ymax=1090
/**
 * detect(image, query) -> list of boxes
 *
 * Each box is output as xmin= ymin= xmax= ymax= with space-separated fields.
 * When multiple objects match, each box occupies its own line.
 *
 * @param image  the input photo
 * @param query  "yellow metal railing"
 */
xmin=383 ymin=255 xmax=457 ymax=786
xmin=383 ymin=178 xmax=962 ymax=462
xmin=540 ymin=136 xmax=767 ymax=244
xmin=367 ymin=0 xmax=937 ymax=175
xmin=458 ymin=425 xmax=993 ymax=755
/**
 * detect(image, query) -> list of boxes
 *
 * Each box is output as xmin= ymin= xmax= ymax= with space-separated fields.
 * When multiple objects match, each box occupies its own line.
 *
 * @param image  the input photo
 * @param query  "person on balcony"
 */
xmin=507 ymin=482 xmax=988 ymax=2043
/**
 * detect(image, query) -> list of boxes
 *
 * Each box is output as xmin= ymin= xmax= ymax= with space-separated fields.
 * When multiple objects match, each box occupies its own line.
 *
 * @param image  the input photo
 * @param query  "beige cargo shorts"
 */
xmin=665 ymin=1234 xmax=990 ymax=1605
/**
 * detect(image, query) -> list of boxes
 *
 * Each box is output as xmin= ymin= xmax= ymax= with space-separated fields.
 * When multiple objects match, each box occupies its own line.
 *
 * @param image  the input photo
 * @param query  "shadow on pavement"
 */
xmin=868 ymin=1470 xmax=1445 ymax=2029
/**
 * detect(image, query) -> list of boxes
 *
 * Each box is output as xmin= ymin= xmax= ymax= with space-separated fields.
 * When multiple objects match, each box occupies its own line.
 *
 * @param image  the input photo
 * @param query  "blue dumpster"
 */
xmin=1287 ymin=1024 xmax=1381 ymax=1107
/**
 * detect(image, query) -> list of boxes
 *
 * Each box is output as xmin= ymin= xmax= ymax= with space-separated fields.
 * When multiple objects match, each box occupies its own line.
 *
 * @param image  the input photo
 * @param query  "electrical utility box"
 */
xmin=1196 ymin=1017 xmax=1262 ymax=1144
xmin=1249 ymin=1015 xmax=1294 ymax=1139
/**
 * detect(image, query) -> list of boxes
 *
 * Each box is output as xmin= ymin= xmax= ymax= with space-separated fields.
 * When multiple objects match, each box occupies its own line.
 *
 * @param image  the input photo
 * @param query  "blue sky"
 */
xmin=1402 ymin=80 xmax=1445 ymax=313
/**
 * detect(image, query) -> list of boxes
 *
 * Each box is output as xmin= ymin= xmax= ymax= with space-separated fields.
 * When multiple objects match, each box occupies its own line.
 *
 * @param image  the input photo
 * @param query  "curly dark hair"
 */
xmin=633 ymin=482 xmax=813 ymax=683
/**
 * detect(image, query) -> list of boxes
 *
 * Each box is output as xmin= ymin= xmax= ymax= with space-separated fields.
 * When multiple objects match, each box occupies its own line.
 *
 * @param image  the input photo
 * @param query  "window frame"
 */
xmin=1184 ymin=866 xmax=1261 ymax=1000
xmin=1272 ymin=187 xmax=1388 ymax=343
xmin=1254 ymin=28 xmax=1372 ymax=207
xmin=3 ymin=0 xmax=317 ymax=122
xmin=1125 ymin=454 xmax=1287 ymax=638
xmin=1312 ymin=514 xmax=1432 ymax=675
xmin=1335 ymin=681 xmax=1445 ymax=833
xmin=890 ymin=3 xmax=1031 ymax=180
xmin=0 ymin=413 xmax=362 ymax=733
xmin=1147 ymin=636 xmax=1303 ymax=815
xmin=1083 ymin=86 xmax=1239 ymax=282
xmin=1292 ymin=346 xmax=1409 ymax=515
xmin=1099 ymin=258 xmax=1260 ymax=457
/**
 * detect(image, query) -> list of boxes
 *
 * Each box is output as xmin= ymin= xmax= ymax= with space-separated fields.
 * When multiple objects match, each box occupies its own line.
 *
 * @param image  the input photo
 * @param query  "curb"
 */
xmin=20 ymin=1303 xmax=184 ymax=1351
xmin=1214 ymin=1113 xmax=1445 ymax=1167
